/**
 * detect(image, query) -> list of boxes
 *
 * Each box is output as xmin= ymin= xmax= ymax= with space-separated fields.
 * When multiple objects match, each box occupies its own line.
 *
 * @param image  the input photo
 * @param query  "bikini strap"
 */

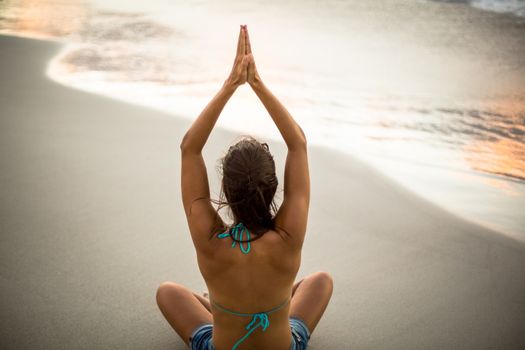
xmin=210 ymin=297 xmax=290 ymax=317
xmin=210 ymin=297 xmax=291 ymax=350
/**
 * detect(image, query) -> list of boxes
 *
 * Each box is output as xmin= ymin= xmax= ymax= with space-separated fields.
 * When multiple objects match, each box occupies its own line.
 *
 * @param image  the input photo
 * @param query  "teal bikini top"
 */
xmin=215 ymin=222 xmax=290 ymax=350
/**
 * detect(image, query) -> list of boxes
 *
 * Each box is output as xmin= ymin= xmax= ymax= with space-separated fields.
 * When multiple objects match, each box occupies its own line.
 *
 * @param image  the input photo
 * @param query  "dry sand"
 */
xmin=1 ymin=34 xmax=525 ymax=349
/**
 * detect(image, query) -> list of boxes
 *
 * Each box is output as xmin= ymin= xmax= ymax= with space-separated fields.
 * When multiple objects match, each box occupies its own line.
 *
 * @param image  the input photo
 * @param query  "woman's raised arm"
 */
xmin=179 ymin=83 xmax=235 ymax=154
xmin=245 ymin=26 xmax=310 ymax=244
xmin=250 ymin=81 xmax=307 ymax=151
xmin=244 ymin=28 xmax=306 ymax=151
xmin=180 ymin=25 xmax=249 ymax=154
xmin=180 ymin=25 xmax=250 ymax=251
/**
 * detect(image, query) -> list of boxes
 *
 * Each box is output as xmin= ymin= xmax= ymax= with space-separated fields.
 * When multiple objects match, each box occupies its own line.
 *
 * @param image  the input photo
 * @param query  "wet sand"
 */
xmin=1 ymin=35 xmax=525 ymax=349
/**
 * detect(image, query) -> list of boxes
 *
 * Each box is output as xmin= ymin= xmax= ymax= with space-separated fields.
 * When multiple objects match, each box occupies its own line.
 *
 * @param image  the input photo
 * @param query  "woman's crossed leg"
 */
xmin=156 ymin=271 xmax=334 ymax=345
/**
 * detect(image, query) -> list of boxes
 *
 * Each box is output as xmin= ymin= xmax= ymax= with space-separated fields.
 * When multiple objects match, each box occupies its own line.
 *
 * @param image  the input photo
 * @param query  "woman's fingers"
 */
xmin=245 ymin=26 xmax=252 ymax=54
xmin=239 ymin=55 xmax=249 ymax=84
xmin=236 ymin=25 xmax=246 ymax=59
xmin=242 ymin=55 xmax=249 ymax=70
xmin=247 ymin=54 xmax=254 ymax=76
xmin=226 ymin=25 xmax=253 ymax=88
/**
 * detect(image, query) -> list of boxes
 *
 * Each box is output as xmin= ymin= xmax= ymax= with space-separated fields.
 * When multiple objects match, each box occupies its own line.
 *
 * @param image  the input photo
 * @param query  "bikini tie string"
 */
xmin=230 ymin=313 xmax=269 ymax=350
xmin=247 ymin=312 xmax=270 ymax=331
xmin=209 ymin=297 xmax=290 ymax=350
xmin=217 ymin=222 xmax=251 ymax=254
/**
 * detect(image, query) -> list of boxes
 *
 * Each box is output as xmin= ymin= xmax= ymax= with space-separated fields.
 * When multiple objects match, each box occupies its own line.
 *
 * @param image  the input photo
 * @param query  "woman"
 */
xmin=156 ymin=24 xmax=333 ymax=350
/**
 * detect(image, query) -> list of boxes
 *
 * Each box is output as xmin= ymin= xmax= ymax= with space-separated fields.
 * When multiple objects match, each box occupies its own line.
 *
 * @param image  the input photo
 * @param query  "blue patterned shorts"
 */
xmin=189 ymin=316 xmax=311 ymax=350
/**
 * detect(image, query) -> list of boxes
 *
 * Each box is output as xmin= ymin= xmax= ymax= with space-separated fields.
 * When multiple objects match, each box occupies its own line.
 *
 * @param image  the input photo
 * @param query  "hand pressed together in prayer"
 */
xmin=225 ymin=24 xmax=262 ymax=89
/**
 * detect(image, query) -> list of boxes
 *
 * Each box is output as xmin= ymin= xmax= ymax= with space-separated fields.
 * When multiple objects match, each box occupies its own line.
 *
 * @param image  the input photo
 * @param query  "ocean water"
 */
xmin=1 ymin=0 xmax=524 ymax=241
xmin=434 ymin=0 xmax=525 ymax=17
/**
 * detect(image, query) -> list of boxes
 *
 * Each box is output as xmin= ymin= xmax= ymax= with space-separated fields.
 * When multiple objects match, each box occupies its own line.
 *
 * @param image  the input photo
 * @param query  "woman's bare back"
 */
xmin=198 ymin=229 xmax=301 ymax=350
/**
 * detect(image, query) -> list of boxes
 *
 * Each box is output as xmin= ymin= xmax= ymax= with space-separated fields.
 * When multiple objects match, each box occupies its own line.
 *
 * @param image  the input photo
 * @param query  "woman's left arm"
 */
xmin=180 ymin=25 xmax=249 ymax=249
xmin=179 ymin=83 xmax=236 ymax=155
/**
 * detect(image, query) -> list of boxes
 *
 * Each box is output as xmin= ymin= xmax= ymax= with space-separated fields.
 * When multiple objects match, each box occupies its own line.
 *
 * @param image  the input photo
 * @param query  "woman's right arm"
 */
xmin=244 ymin=26 xmax=310 ymax=245
xmin=251 ymin=81 xmax=307 ymax=150
xmin=244 ymin=26 xmax=306 ymax=151
xmin=253 ymin=81 xmax=310 ymax=246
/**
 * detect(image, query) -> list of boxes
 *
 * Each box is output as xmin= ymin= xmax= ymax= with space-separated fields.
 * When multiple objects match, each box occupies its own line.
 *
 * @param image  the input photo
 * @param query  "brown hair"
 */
xmin=204 ymin=135 xmax=279 ymax=242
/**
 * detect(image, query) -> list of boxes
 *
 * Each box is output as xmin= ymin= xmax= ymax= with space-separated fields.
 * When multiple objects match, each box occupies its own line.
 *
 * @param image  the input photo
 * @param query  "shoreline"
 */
xmin=5 ymin=27 xmax=523 ymax=242
xmin=1 ymin=34 xmax=525 ymax=349
xmin=40 ymin=31 xmax=523 ymax=244
xmin=2 ymin=0 xmax=525 ymax=241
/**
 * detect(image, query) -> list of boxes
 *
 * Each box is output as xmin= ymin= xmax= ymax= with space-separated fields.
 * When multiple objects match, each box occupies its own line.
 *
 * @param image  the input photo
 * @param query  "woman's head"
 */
xmin=218 ymin=136 xmax=278 ymax=235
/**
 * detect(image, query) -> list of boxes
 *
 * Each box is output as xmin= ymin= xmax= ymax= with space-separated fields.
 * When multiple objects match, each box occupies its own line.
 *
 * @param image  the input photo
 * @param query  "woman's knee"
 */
xmin=156 ymin=281 xmax=185 ymax=307
xmin=310 ymin=271 xmax=334 ymax=294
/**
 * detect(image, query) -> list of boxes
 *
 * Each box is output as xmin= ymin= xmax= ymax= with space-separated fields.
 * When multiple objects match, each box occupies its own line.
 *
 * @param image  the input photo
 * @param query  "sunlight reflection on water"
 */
xmin=1 ymin=0 xmax=524 ymax=239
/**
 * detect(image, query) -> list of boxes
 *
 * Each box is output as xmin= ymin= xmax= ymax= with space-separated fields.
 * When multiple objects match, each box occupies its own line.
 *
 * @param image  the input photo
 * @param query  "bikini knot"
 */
xmin=246 ymin=313 xmax=270 ymax=332
xmin=218 ymin=222 xmax=251 ymax=254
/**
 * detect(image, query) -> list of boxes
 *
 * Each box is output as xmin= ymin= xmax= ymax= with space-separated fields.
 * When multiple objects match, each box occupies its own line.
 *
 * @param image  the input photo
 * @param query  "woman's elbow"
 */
xmin=293 ymin=126 xmax=307 ymax=150
xmin=179 ymin=133 xmax=194 ymax=153
xmin=299 ymin=127 xmax=307 ymax=146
